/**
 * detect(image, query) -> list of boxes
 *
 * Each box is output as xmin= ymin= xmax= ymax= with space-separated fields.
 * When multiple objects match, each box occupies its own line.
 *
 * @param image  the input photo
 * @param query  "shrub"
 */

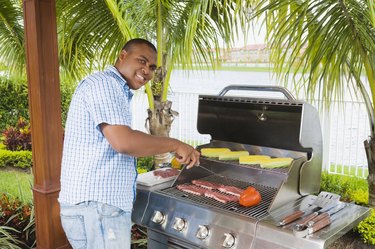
xmin=350 ymin=189 xmax=369 ymax=206
xmin=60 ymin=83 xmax=75 ymax=127
xmin=2 ymin=117 xmax=31 ymax=151
xmin=356 ymin=209 xmax=375 ymax=245
xmin=0 ymin=193 xmax=35 ymax=249
xmin=320 ymin=171 xmax=368 ymax=202
xmin=320 ymin=171 xmax=374 ymax=245
xmin=131 ymin=224 xmax=147 ymax=248
xmin=137 ymin=157 xmax=153 ymax=172
xmin=0 ymin=226 xmax=24 ymax=249
xmin=0 ymin=76 xmax=75 ymax=131
xmin=0 ymin=150 xmax=32 ymax=169
xmin=0 ymin=77 xmax=29 ymax=132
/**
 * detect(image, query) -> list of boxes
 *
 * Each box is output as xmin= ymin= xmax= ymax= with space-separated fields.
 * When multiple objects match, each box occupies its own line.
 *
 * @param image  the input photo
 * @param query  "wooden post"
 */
xmin=23 ymin=0 xmax=70 ymax=248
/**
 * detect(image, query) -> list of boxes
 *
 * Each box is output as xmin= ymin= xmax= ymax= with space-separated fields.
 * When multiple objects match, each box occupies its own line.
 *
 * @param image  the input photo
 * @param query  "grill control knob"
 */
xmin=223 ymin=233 xmax=236 ymax=248
xmin=151 ymin=210 xmax=165 ymax=224
xmin=172 ymin=217 xmax=186 ymax=231
xmin=196 ymin=225 xmax=210 ymax=240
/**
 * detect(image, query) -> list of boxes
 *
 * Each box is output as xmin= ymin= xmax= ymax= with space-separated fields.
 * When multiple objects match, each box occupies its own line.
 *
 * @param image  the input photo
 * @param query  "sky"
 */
xmin=217 ymin=30 xmax=266 ymax=48
xmin=233 ymin=22 xmax=267 ymax=47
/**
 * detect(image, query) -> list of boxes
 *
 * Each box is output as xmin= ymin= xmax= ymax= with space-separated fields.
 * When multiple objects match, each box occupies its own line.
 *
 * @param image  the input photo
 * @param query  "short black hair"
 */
xmin=122 ymin=38 xmax=157 ymax=53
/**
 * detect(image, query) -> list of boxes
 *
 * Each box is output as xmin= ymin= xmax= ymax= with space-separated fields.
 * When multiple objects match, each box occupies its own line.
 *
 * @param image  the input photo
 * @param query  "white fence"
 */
xmin=132 ymin=91 xmax=370 ymax=178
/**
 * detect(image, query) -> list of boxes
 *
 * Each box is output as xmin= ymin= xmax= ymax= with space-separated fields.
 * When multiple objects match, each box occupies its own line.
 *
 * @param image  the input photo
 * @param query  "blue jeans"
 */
xmin=60 ymin=201 xmax=132 ymax=249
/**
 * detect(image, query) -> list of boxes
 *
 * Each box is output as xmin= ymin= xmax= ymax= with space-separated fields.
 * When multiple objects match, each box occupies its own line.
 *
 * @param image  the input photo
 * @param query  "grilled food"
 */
xmin=218 ymin=151 xmax=249 ymax=160
xmin=239 ymin=186 xmax=261 ymax=207
xmin=176 ymin=184 xmax=206 ymax=196
xmin=153 ymin=168 xmax=180 ymax=178
xmin=192 ymin=179 xmax=223 ymax=190
xmin=260 ymin=157 xmax=293 ymax=168
xmin=239 ymin=155 xmax=293 ymax=168
xmin=201 ymin=148 xmax=231 ymax=157
xmin=239 ymin=155 xmax=271 ymax=164
xmin=177 ymin=183 xmax=239 ymax=203
xmin=204 ymin=189 xmax=239 ymax=203
xmin=218 ymin=185 xmax=244 ymax=197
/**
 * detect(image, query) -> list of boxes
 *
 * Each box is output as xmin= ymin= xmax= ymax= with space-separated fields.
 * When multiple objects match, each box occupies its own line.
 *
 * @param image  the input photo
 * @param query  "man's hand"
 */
xmin=175 ymin=142 xmax=200 ymax=169
xmin=101 ymin=123 xmax=200 ymax=165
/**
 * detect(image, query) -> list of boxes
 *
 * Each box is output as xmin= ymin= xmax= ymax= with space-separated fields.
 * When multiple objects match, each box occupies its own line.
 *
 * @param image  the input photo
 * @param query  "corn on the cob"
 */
xmin=218 ymin=151 xmax=249 ymax=160
xmin=201 ymin=148 xmax=231 ymax=158
xmin=260 ymin=157 xmax=293 ymax=168
xmin=239 ymin=155 xmax=271 ymax=164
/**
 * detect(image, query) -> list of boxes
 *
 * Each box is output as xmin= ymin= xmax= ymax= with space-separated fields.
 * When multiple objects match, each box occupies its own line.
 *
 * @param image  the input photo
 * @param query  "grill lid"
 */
xmin=197 ymin=85 xmax=322 ymax=155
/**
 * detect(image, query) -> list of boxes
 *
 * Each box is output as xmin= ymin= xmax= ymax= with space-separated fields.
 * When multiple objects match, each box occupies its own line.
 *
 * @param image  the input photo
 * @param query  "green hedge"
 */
xmin=0 ymin=76 xmax=75 ymax=131
xmin=0 ymin=77 xmax=29 ymax=131
xmin=356 ymin=209 xmax=375 ymax=245
xmin=0 ymin=149 xmax=32 ymax=169
xmin=320 ymin=171 xmax=374 ymax=245
xmin=320 ymin=171 xmax=368 ymax=204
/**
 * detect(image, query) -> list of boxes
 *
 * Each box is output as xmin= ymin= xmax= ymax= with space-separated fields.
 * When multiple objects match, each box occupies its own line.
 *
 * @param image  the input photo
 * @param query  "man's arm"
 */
xmin=100 ymin=123 xmax=200 ymax=168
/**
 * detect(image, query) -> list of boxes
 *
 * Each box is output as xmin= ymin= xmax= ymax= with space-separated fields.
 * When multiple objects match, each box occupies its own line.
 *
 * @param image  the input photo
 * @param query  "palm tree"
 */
xmin=0 ymin=0 xmax=25 ymax=77
xmin=58 ymin=0 xmax=252 ymax=166
xmin=1 ymin=0 xmax=252 ymax=166
xmin=253 ymin=0 xmax=375 ymax=207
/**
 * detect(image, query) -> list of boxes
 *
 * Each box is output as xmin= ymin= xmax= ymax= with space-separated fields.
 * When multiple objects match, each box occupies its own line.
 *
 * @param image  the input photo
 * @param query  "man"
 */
xmin=59 ymin=38 xmax=200 ymax=249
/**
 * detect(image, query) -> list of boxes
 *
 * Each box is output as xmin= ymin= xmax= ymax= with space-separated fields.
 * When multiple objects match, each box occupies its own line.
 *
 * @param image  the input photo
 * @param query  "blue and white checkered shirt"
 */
xmin=59 ymin=65 xmax=137 ymax=211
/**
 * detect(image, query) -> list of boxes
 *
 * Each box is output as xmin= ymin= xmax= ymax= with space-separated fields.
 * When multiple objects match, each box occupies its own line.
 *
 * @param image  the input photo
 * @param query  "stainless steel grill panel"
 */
xmin=200 ymin=157 xmax=290 ymax=174
xmin=132 ymin=86 xmax=369 ymax=249
xmin=158 ymin=175 xmax=277 ymax=218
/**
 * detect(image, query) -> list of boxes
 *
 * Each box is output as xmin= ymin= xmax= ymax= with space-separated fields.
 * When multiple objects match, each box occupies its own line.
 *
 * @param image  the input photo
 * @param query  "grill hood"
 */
xmin=197 ymin=85 xmax=323 ymax=195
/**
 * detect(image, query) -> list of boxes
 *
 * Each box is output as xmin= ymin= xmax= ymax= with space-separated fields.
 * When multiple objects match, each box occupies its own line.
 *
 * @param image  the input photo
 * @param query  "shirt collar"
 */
xmin=106 ymin=65 xmax=133 ymax=99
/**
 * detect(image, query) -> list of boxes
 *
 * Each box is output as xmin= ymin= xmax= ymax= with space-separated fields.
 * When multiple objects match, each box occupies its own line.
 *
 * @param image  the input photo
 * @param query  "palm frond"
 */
xmin=0 ymin=226 xmax=23 ymax=249
xmin=0 ymin=0 xmax=254 ymax=107
xmin=0 ymin=0 xmax=25 ymax=76
xmin=57 ymin=0 xmax=137 ymax=80
xmin=253 ymin=0 xmax=375 ymax=106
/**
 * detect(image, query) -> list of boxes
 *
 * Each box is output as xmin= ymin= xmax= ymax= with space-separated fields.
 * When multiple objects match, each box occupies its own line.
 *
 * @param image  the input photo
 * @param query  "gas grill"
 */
xmin=132 ymin=85 xmax=370 ymax=249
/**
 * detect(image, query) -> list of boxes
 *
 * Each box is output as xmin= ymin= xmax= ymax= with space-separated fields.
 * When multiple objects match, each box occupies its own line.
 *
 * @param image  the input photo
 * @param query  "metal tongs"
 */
xmin=278 ymin=192 xmax=341 ymax=226
xmin=293 ymin=202 xmax=347 ymax=238
xmin=197 ymin=165 xmax=225 ymax=178
xmin=293 ymin=198 xmax=340 ymax=230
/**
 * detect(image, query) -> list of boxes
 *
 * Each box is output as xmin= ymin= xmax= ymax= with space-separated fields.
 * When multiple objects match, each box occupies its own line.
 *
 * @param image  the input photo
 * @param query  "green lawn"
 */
xmin=175 ymin=64 xmax=273 ymax=72
xmin=330 ymin=164 xmax=369 ymax=178
xmin=0 ymin=168 xmax=33 ymax=203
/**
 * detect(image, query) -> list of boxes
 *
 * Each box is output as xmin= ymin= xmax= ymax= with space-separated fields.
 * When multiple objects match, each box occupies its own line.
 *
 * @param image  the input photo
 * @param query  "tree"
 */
xmin=0 ymin=0 xmax=25 ymax=76
xmin=253 ymin=0 xmax=375 ymax=207
xmin=57 ymin=0 xmax=252 ymax=166
xmin=1 ymin=0 xmax=252 ymax=166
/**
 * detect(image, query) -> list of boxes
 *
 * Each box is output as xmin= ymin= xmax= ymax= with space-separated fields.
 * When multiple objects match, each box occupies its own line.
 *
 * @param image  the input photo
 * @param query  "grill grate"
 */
xmin=202 ymin=156 xmax=290 ymax=174
xmin=158 ymin=175 xmax=277 ymax=219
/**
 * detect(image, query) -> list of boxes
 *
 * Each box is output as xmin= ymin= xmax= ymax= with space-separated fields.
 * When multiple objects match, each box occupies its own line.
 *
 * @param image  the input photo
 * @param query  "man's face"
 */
xmin=115 ymin=44 xmax=157 ymax=90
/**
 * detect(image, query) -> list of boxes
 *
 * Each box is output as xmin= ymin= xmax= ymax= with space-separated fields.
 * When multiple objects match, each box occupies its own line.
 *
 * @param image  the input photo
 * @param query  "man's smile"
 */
xmin=136 ymin=73 xmax=145 ymax=82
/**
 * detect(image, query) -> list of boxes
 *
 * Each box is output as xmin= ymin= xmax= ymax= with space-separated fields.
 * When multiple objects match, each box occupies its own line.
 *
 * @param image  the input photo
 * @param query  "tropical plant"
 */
xmin=1 ymin=0 xmax=253 ymax=166
xmin=0 ymin=0 xmax=25 ymax=77
xmin=131 ymin=224 xmax=147 ymax=248
xmin=2 ymin=117 xmax=31 ymax=151
xmin=253 ymin=0 xmax=375 ymax=207
xmin=57 ymin=0 xmax=252 ymax=166
xmin=0 ymin=77 xmax=29 ymax=131
xmin=0 ymin=193 xmax=35 ymax=248
xmin=0 ymin=226 xmax=24 ymax=249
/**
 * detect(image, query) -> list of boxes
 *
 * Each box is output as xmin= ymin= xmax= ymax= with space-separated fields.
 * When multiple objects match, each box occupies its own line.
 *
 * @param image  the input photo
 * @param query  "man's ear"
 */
xmin=119 ymin=50 xmax=128 ymax=60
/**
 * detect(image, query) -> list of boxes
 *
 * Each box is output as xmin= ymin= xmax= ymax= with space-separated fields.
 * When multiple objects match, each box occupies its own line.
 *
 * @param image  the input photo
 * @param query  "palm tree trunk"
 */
xmin=146 ymin=100 xmax=178 ymax=168
xmin=364 ymin=138 xmax=375 ymax=208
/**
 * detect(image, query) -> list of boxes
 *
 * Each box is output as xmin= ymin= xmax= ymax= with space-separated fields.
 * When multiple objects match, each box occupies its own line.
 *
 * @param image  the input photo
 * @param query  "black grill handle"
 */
xmin=218 ymin=85 xmax=296 ymax=100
